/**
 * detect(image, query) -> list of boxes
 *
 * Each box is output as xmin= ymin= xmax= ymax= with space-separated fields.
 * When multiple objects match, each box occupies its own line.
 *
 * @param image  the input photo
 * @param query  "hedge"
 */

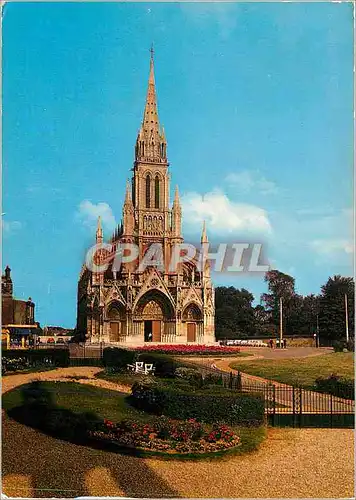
xmin=102 ymin=347 xmax=136 ymax=372
xmin=130 ymin=380 xmax=265 ymax=426
xmin=333 ymin=340 xmax=354 ymax=352
xmin=314 ymin=374 xmax=354 ymax=400
xmin=2 ymin=348 xmax=69 ymax=372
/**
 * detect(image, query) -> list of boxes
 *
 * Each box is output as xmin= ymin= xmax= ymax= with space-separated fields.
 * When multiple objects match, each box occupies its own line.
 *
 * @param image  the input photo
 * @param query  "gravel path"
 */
xmin=1 ymin=366 xmax=131 ymax=395
xmin=2 ymin=366 xmax=354 ymax=498
xmin=2 ymin=415 xmax=354 ymax=498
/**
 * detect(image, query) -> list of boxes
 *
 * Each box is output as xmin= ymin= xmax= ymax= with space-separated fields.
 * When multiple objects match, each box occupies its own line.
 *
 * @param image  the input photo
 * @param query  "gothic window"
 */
xmin=146 ymin=175 xmax=151 ymax=208
xmin=155 ymin=175 xmax=160 ymax=208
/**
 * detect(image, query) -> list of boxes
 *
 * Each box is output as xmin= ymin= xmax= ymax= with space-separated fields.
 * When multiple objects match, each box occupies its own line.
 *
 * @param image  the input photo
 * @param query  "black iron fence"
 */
xmin=181 ymin=359 xmax=354 ymax=429
xmin=64 ymin=344 xmax=354 ymax=428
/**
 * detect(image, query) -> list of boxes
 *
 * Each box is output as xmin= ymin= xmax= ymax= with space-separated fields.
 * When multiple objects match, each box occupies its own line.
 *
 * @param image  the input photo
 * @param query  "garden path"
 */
xmin=182 ymin=351 xmax=353 ymax=413
xmin=2 ymin=411 xmax=353 ymax=498
xmin=2 ymin=366 xmax=131 ymax=395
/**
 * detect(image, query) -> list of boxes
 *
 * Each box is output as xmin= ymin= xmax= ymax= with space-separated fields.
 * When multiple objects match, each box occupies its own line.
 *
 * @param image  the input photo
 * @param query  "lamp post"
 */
xmin=345 ymin=294 xmax=349 ymax=344
xmin=279 ymin=297 xmax=283 ymax=349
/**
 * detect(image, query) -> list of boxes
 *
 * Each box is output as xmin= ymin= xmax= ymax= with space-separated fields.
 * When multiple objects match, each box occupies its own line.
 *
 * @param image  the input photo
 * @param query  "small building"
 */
xmin=1 ymin=265 xmax=41 ymax=347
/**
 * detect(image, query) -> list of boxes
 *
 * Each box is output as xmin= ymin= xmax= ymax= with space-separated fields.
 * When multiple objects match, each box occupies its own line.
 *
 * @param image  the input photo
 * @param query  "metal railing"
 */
xmin=63 ymin=344 xmax=354 ymax=428
xmin=182 ymin=359 xmax=354 ymax=428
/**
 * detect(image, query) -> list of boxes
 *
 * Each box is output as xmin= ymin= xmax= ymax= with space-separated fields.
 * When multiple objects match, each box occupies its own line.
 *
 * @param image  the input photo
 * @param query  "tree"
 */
xmin=215 ymin=286 xmax=256 ymax=339
xmin=254 ymin=304 xmax=272 ymax=337
xmin=318 ymin=275 xmax=354 ymax=344
xmin=261 ymin=270 xmax=296 ymax=336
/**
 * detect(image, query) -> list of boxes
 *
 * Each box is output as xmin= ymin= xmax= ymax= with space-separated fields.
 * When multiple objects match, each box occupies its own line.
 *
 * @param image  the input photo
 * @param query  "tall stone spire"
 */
xmin=96 ymin=216 xmax=103 ymax=244
xmin=135 ymin=46 xmax=167 ymax=163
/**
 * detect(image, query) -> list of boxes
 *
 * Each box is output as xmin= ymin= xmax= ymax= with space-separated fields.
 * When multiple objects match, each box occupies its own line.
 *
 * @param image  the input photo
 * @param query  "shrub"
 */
xmin=130 ymin=380 xmax=265 ymax=426
xmin=174 ymin=367 xmax=203 ymax=386
xmin=203 ymin=372 xmax=224 ymax=387
xmin=333 ymin=340 xmax=354 ymax=353
xmin=2 ymin=348 xmax=69 ymax=372
xmin=333 ymin=341 xmax=347 ymax=352
xmin=102 ymin=347 xmax=136 ymax=372
xmin=314 ymin=374 xmax=354 ymax=400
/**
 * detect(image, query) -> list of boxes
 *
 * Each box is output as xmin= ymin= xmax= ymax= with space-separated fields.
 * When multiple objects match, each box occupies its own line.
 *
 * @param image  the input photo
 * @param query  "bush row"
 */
xmin=314 ymin=374 xmax=354 ymax=400
xmin=2 ymin=349 xmax=70 ymax=374
xmin=333 ymin=340 xmax=354 ymax=352
xmin=130 ymin=380 xmax=265 ymax=426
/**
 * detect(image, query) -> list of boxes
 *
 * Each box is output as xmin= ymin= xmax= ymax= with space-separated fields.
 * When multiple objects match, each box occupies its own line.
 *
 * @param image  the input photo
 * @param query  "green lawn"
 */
xmin=3 ymin=381 xmax=265 ymax=457
xmin=2 ymin=381 xmax=151 ymax=423
xmin=230 ymin=352 xmax=354 ymax=388
xmin=96 ymin=371 xmax=147 ymax=386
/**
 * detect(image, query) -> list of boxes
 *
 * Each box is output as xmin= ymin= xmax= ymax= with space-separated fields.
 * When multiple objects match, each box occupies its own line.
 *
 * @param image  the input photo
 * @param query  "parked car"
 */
xmin=220 ymin=339 xmax=268 ymax=347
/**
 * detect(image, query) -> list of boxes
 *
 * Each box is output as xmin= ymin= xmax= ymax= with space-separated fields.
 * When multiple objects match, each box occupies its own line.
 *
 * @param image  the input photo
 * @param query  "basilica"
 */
xmin=76 ymin=51 xmax=215 ymax=344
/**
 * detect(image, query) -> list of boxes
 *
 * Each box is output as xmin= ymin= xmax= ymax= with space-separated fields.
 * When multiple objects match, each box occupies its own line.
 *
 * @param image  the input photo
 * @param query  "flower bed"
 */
xmin=89 ymin=416 xmax=241 ymax=454
xmin=2 ymin=356 xmax=31 ymax=375
xmin=2 ymin=348 xmax=69 ymax=375
xmin=135 ymin=344 xmax=241 ymax=355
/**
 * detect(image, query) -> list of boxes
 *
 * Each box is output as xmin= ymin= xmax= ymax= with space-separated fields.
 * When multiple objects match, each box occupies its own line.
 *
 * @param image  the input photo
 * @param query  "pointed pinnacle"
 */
xmin=173 ymin=185 xmax=180 ymax=205
xmin=96 ymin=215 xmax=103 ymax=242
xmin=125 ymin=179 xmax=133 ymax=204
xmin=201 ymin=220 xmax=208 ymax=244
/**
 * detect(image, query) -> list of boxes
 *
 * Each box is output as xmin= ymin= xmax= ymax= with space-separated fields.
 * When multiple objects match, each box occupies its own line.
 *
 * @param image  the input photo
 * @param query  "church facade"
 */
xmin=76 ymin=52 xmax=215 ymax=345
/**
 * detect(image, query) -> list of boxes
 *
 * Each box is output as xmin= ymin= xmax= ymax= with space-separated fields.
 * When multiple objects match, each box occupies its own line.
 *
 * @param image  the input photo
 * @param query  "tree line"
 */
xmin=215 ymin=270 xmax=354 ymax=345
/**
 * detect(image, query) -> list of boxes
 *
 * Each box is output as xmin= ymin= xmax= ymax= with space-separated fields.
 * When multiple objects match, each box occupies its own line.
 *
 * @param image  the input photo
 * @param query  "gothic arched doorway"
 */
xmin=182 ymin=303 xmax=203 ymax=342
xmin=106 ymin=302 xmax=126 ymax=342
xmin=133 ymin=290 xmax=175 ymax=342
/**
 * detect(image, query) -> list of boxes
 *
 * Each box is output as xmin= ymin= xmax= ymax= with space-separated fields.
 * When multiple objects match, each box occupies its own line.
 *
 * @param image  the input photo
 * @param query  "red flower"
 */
xmin=133 ymin=344 xmax=240 ymax=354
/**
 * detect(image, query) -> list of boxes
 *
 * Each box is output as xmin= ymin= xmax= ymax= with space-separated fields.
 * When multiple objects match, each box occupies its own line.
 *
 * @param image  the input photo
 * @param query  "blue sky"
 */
xmin=2 ymin=2 xmax=354 ymax=328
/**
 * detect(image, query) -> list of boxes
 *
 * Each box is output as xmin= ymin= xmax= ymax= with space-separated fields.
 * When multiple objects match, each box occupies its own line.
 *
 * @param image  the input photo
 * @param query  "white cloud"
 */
xmin=225 ymin=170 xmax=278 ymax=195
xmin=180 ymin=3 xmax=239 ymax=40
xmin=1 ymin=220 xmax=22 ymax=235
xmin=76 ymin=200 xmax=117 ymax=232
xmin=181 ymin=189 xmax=272 ymax=235
xmin=310 ymin=239 xmax=353 ymax=256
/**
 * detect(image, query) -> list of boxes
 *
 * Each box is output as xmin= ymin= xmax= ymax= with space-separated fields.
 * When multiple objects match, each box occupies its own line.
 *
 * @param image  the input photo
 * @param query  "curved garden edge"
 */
xmin=87 ymin=435 xmax=248 ymax=461
xmin=3 ymin=376 xmax=267 ymax=462
xmin=5 ymin=401 xmax=263 ymax=462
